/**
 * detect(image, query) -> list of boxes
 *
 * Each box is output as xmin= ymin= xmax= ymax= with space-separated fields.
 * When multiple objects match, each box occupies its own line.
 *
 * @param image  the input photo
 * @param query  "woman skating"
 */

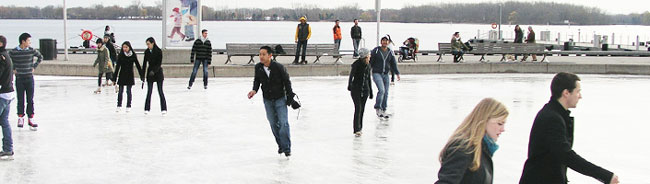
xmin=142 ymin=37 xmax=167 ymax=115
xmin=111 ymin=41 xmax=142 ymax=112
xmin=347 ymin=48 xmax=373 ymax=137
xmin=92 ymin=39 xmax=114 ymax=94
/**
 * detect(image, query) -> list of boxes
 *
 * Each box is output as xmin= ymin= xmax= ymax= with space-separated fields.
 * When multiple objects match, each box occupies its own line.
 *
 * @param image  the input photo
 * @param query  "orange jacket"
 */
xmin=333 ymin=26 xmax=342 ymax=40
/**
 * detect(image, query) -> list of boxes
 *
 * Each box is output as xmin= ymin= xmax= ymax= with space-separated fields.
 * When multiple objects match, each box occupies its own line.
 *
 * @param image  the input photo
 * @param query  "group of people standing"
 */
xmin=292 ymin=17 xmax=364 ymax=64
xmin=91 ymin=30 xmax=168 ymax=115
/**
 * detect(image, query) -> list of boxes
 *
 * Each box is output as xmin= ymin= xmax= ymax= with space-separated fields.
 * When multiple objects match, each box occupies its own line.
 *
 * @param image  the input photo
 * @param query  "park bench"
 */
xmin=225 ymin=43 xmax=342 ymax=64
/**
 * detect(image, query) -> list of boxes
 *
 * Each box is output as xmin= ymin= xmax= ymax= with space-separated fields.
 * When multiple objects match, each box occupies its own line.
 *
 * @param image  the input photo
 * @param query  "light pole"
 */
xmin=498 ymin=3 xmax=502 ymax=40
xmin=63 ymin=0 xmax=68 ymax=61
xmin=376 ymin=0 xmax=381 ymax=46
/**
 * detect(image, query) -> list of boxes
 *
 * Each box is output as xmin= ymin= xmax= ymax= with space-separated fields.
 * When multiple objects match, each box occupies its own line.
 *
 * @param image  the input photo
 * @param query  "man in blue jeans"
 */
xmin=248 ymin=46 xmax=295 ymax=157
xmin=188 ymin=29 xmax=212 ymax=90
xmin=370 ymin=36 xmax=400 ymax=119
xmin=0 ymin=35 xmax=15 ymax=159
xmin=9 ymin=33 xmax=41 ymax=131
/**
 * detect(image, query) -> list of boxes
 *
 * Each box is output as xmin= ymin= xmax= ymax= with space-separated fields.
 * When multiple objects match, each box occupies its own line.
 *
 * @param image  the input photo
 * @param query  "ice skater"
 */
xmin=519 ymin=72 xmax=619 ymax=184
xmin=348 ymin=48 xmax=373 ymax=137
xmin=112 ymin=41 xmax=142 ymax=113
xmin=9 ymin=33 xmax=42 ymax=131
xmin=370 ymin=35 xmax=400 ymax=120
xmin=92 ymin=39 xmax=114 ymax=94
xmin=168 ymin=7 xmax=186 ymax=40
xmin=0 ymin=35 xmax=15 ymax=160
xmin=436 ymin=98 xmax=509 ymax=184
xmin=247 ymin=46 xmax=295 ymax=157
xmin=142 ymin=37 xmax=167 ymax=115
xmin=188 ymin=29 xmax=212 ymax=90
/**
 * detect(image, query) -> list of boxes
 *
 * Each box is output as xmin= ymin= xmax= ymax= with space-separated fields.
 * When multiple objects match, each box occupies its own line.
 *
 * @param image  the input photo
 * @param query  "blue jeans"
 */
xmin=189 ymin=59 xmax=209 ymax=87
xmin=15 ymin=77 xmax=34 ymax=116
xmin=294 ymin=40 xmax=308 ymax=62
xmin=334 ymin=39 xmax=341 ymax=51
xmin=0 ymin=98 xmax=12 ymax=153
xmin=263 ymin=97 xmax=291 ymax=153
xmin=352 ymin=38 xmax=361 ymax=57
xmin=372 ymin=73 xmax=390 ymax=111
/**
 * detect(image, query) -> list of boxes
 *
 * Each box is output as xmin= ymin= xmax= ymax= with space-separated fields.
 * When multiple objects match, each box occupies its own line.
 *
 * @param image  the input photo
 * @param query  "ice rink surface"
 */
xmin=0 ymin=74 xmax=648 ymax=183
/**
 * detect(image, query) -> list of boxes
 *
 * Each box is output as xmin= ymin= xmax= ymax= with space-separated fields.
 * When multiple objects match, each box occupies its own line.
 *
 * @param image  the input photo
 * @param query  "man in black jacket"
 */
xmin=351 ymin=19 xmax=362 ymax=58
xmin=519 ymin=72 xmax=619 ymax=184
xmin=188 ymin=29 xmax=212 ymax=90
xmin=248 ymin=46 xmax=294 ymax=157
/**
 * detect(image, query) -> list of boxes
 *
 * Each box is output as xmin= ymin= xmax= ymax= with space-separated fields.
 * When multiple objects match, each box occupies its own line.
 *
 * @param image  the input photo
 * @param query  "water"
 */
xmin=1 ymin=19 xmax=649 ymax=50
xmin=0 ymin=74 xmax=648 ymax=183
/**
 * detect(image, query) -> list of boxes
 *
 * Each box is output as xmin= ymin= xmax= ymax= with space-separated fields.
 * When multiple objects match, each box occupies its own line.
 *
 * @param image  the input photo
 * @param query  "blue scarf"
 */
xmin=483 ymin=135 xmax=499 ymax=156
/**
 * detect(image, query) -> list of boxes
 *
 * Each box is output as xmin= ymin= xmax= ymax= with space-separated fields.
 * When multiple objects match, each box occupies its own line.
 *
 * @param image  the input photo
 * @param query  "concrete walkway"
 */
xmin=36 ymin=53 xmax=650 ymax=77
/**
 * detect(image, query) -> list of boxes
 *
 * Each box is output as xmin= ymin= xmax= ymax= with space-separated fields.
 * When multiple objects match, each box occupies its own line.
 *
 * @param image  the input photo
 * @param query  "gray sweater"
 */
xmin=8 ymin=47 xmax=42 ymax=79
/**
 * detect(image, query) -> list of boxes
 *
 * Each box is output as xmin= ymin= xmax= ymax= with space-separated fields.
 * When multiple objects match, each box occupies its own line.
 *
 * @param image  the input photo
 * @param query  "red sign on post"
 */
xmin=491 ymin=23 xmax=498 ymax=29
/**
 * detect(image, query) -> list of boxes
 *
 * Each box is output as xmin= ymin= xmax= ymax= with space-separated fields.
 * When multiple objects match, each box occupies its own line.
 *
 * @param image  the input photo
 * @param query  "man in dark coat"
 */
xmin=248 ymin=46 xmax=295 ymax=157
xmin=519 ymin=72 xmax=619 ymax=184
xmin=293 ymin=16 xmax=311 ymax=65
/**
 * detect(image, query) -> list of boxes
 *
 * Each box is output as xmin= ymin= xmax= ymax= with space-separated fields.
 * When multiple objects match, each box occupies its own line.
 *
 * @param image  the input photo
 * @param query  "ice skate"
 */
xmin=28 ymin=118 xmax=38 ymax=131
xmin=16 ymin=116 xmax=24 ymax=128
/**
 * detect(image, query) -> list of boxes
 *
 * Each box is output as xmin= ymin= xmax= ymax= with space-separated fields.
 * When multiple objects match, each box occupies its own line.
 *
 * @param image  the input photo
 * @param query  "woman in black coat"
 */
xmin=436 ymin=98 xmax=509 ymax=184
xmin=142 ymin=37 xmax=167 ymax=115
xmin=347 ymin=48 xmax=372 ymax=137
xmin=112 ymin=41 xmax=142 ymax=112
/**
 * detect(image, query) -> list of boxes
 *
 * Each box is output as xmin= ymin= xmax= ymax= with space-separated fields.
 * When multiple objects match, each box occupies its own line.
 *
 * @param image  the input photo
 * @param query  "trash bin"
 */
xmin=39 ymin=39 xmax=57 ymax=60
xmin=563 ymin=42 xmax=571 ymax=50
xmin=602 ymin=44 xmax=608 ymax=51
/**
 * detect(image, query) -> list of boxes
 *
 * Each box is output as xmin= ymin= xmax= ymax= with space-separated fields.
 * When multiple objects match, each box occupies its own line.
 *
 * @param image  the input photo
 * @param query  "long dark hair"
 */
xmin=0 ymin=35 xmax=7 ymax=52
xmin=145 ymin=37 xmax=160 ymax=51
xmin=119 ymin=41 xmax=136 ymax=58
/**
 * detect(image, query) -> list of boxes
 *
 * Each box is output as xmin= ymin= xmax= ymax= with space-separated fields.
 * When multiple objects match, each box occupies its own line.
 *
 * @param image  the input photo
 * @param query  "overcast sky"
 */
xmin=2 ymin=0 xmax=648 ymax=15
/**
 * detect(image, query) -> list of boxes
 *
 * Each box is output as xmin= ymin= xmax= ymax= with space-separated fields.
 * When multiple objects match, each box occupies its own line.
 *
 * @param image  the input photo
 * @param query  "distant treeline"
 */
xmin=1 ymin=2 xmax=650 ymax=25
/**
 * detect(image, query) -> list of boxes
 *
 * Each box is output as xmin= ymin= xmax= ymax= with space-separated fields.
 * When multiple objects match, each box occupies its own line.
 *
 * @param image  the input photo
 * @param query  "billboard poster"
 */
xmin=164 ymin=0 xmax=199 ymax=48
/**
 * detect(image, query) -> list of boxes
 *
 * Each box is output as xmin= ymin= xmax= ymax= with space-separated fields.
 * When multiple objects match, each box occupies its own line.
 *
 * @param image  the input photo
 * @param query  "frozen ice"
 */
xmin=0 ymin=74 xmax=648 ymax=183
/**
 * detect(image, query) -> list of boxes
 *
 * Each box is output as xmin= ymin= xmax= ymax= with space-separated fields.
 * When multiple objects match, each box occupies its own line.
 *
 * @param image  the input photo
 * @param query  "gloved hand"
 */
xmin=369 ymin=94 xmax=374 ymax=99
xmin=347 ymin=85 xmax=352 ymax=91
xmin=148 ymin=71 xmax=154 ymax=77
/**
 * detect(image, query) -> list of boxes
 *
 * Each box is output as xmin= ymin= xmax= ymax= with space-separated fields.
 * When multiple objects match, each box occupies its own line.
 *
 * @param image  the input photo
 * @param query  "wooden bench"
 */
xmin=225 ymin=43 xmax=342 ymax=65
xmin=470 ymin=43 xmax=548 ymax=62
xmin=436 ymin=43 xmax=463 ymax=62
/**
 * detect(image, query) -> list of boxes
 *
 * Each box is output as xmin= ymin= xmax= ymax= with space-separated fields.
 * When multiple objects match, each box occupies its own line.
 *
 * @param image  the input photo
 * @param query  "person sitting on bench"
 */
xmin=451 ymin=32 xmax=469 ymax=63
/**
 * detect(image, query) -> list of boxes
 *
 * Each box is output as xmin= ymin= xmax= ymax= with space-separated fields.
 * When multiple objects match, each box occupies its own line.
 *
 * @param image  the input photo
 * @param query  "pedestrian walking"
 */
xmin=8 ymin=33 xmax=42 ymax=131
xmin=348 ymin=48 xmax=373 ymax=137
xmin=112 ymin=41 xmax=142 ymax=113
xmin=142 ymin=37 xmax=167 ymax=115
xmin=188 ymin=29 xmax=212 ymax=90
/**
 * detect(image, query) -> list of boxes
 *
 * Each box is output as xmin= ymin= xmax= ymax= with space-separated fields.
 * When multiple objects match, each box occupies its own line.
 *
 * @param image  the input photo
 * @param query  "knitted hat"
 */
xmin=358 ymin=48 xmax=369 ymax=59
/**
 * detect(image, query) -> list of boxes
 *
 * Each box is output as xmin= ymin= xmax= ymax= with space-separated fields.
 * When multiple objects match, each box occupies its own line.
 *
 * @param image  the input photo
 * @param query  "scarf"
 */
xmin=125 ymin=50 xmax=133 ymax=57
xmin=483 ymin=135 xmax=499 ymax=157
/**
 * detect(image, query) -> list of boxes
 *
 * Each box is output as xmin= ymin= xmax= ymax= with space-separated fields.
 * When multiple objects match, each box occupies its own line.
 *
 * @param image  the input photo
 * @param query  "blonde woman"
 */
xmin=435 ymin=98 xmax=508 ymax=184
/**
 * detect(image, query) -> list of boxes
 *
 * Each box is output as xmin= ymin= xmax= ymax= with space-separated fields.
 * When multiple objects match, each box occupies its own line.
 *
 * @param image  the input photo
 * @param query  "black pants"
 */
xmin=117 ymin=85 xmax=133 ymax=108
xmin=144 ymin=80 xmax=167 ymax=111
xmin=97 ymin=72 xmax=112 ymax=86
xmin=294 ymin=40 xmax=308 ymax=62
xmin=351 ymin=90 xmax=368 ymax=133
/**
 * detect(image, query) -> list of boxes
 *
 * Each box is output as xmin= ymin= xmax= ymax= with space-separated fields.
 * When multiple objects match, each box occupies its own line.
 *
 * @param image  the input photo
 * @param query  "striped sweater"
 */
xmin=9 ymin=47 xmax=42 ymax=79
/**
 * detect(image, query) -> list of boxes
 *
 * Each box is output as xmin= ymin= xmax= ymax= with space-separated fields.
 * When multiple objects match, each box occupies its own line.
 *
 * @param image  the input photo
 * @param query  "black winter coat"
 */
xmin=350 ymin=25 xmax=362 ymax=39
xmin=347 ymin=59 xmax=373 ymax=97
xmin=436 ymin=141 xmax=493 ymax=184
xmin=142 ymin=46 xmax=164 ymax=82
xmin=519 ymin=98 xmax=613 ymax=184
xmin=514 ymin=29 xmax=524 ymax=43
xmin=252 ymin=61 xmax=294 ymax=100
xmin=112 ymin=51 xmax=142 ymax=85
xmin=0 ymin=51 xmax=14 ymax=94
